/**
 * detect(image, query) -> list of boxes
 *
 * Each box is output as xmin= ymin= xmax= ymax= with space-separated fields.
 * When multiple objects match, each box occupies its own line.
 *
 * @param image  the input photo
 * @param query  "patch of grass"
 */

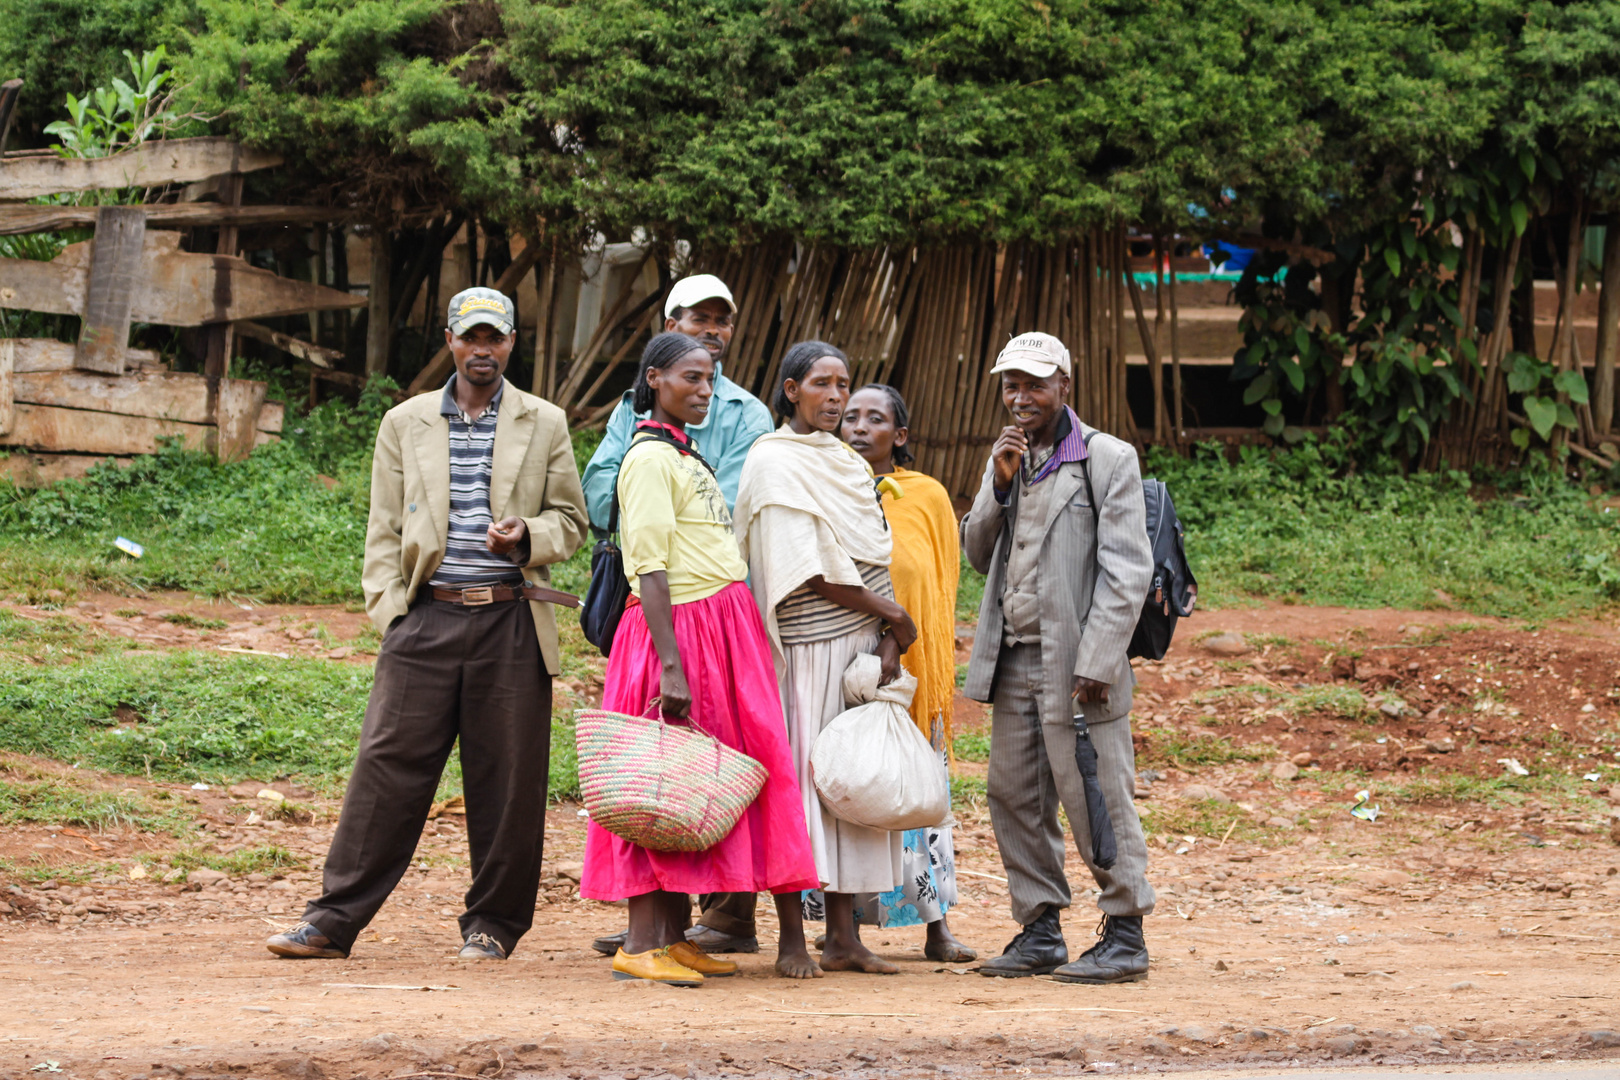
xmin=958 ymin=564 xmax=985 ymax=622
xmin=162 ymin=613 xmax=227 ymax=630
xmin=1139 ymin=730 xmax=1268 ymax=770
xmin=0 ymin=778 xmax=189 ymax=833
xmin=1380 ymin=769 xmax=1598 ymax=807
xmin=1139 ymin=798 xmax=1269 ymax=844
xmin=953 ymin=730 xmax=991 ymax=763
xmin=1144 ymin=437 xmax=1620 ymax=621
xmin=1285 ymin=685 xmax=1370 ymax=720
xmin=0 ymin=646 xmax=583 ymax=803
xmin=0 ymin=858 xmax=123 ymax=884
xmin=951 ymin=773 xmax=987 ymax=811
xmin=0 ymin=609 xmax=116 ymax=663
xmin=1244 ymin=633 xmax=1294 ymax=650
xmin=167 ymin=844 xmax=305 ymax=875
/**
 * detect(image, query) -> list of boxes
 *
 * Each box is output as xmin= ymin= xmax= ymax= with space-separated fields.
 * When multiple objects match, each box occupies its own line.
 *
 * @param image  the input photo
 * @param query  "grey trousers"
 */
xmin=988 ymin=643 xmax=1154 ymax=926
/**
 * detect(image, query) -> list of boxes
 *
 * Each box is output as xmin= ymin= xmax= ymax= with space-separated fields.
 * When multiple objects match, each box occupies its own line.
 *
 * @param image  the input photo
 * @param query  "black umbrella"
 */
xmin=1072 ymin=713 xmax=1118 ymax=871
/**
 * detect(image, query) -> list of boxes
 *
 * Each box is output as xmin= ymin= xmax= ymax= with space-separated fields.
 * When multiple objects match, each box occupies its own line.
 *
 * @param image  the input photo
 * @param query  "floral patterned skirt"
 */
xmin=803 ymin=715 xmax=958 ymax=927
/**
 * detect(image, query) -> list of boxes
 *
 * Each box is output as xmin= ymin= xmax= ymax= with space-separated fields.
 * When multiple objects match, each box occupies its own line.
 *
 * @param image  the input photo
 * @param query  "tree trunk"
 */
xmin=1595 ymin=224 xmax=1620 ymax=435
xmin=366 ymin=228 xmax=393 ymax=378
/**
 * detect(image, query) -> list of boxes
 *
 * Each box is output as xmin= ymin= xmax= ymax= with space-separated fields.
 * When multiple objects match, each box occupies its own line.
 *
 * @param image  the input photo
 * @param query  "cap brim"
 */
xmin=451 ymin=313 xmax=513 ymax=334
xmin=990 ymin=358 xmax=1061 ymax=379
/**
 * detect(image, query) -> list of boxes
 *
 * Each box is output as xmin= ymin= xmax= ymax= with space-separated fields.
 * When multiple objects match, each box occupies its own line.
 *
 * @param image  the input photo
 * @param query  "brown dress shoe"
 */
xmin=266 ymin=920 xmax=347 ymax=959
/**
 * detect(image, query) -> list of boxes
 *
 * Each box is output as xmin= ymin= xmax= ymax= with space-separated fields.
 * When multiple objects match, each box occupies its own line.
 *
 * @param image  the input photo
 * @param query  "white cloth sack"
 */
xmin=810 ymin=653 xmax=951 ymax=831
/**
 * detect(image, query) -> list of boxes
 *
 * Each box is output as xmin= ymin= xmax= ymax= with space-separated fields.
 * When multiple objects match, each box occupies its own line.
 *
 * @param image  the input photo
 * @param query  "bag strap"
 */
xmin=608 ymin=428 xmax=714 ymax=538
xmin=1079 ymin=430 xmax=1099 ymax=525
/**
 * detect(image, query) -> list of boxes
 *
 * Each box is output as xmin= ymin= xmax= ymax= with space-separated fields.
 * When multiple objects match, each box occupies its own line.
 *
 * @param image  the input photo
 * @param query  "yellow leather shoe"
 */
xmin=612 ymin=946 xmax=704 ymax=986
xmin=669 ymin=940 xmax=738 ymax=977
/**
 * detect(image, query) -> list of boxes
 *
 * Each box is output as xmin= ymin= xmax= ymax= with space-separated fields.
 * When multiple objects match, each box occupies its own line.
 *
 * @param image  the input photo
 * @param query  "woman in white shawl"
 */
xmin=734 ymin=340 xmax=917 ymax=975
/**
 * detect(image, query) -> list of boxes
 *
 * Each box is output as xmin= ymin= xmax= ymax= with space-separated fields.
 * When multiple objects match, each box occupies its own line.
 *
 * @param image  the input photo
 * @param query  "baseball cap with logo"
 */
xmin=447 ymin=287 xmax=516 ymax=335
xmin=989 ymin=332 xmax=1072 ymax=380
xmin=664 ymin=274 xmax=737 ymax=319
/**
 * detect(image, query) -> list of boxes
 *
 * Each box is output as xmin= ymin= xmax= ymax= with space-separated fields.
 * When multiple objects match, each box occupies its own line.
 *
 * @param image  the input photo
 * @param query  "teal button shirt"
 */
xmin=582 ymin=371 xmax=775 ymax=531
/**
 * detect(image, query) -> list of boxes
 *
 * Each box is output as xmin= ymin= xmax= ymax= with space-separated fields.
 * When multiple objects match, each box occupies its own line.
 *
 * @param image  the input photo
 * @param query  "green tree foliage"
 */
xmin=0 ymin=0 xmax=198 ymax=145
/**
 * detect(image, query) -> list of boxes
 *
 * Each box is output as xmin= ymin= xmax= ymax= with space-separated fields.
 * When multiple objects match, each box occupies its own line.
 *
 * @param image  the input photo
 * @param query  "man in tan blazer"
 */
xmin=267 ymin=287 xmax=588 ymax=963
xmin=960 ymin=332 xmax=1156 ymax=984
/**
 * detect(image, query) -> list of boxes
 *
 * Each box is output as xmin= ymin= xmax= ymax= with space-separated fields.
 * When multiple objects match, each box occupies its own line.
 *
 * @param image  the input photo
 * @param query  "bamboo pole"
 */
xmin=1596 ymin=224 xmax=1620 ymax=436
xmin=1168 ymin=241 xmax=1185 ymax=446
xmin=1127 ymin=270 xmax=1165 ymax=442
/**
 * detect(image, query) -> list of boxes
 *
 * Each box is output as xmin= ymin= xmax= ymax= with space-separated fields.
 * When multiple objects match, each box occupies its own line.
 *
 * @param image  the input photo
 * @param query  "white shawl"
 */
xmin=734 ymin=426 xmax=893 ymax=656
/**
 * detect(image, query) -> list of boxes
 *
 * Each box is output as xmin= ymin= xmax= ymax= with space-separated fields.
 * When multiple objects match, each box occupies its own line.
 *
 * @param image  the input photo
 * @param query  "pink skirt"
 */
xmin=579 ymin=580 xmax=820 ymax=899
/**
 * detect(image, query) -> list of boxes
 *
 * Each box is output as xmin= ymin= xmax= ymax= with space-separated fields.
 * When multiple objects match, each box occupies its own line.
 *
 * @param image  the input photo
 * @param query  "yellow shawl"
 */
xmin=882 ymin=467 xmax=959 ymax=764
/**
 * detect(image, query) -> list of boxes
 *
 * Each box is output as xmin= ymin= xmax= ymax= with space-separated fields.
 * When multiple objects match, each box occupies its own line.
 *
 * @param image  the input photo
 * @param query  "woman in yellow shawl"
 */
xmin=841 ymin=384 xmax=977 ymax=963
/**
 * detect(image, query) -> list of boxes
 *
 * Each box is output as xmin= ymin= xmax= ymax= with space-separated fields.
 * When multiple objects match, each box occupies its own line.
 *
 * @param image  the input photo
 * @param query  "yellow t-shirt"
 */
xmin=617 ymin=435 xmax=749 ymax=604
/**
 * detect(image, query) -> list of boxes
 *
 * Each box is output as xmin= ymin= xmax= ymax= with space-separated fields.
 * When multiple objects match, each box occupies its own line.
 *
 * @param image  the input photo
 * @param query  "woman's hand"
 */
xmin=660 ymin=662 xmax=693 ymax=720
xmin=883 ymin=602 xmax=918 ymax=653
xmin=875 ymin=632 xmax=902 ymax=686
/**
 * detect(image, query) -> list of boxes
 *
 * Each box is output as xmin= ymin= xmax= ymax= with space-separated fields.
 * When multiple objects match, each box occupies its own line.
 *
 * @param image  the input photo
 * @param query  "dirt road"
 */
xmin=4 ymin=600 xmax=1620 ymax=1077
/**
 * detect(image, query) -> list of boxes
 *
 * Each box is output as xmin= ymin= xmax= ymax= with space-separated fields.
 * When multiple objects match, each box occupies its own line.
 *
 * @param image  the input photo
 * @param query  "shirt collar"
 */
xmin=1024 ymin=406 xmax=1088 ymax=485
xmin=441 ymin=374 xmax=504 ymax=424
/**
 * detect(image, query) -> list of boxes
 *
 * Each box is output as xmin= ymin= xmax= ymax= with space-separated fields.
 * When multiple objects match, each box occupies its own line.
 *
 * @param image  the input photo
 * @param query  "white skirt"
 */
xmin=781 ymin=629 xmax=904 ymax=894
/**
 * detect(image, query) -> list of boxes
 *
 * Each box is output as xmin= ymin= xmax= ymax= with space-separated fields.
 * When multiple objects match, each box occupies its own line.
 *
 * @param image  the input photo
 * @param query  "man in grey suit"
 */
xmin=960 ymin=332 xmax=1157 ymax=984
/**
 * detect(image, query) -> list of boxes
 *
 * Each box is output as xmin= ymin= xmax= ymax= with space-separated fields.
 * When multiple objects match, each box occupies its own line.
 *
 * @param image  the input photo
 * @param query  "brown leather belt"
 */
xmin=430 ymin=583 xmax=581 ymax=609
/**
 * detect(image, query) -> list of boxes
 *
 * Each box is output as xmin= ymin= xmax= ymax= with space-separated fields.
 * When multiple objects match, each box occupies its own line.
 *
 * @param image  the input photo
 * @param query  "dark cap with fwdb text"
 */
xmin=447 ymin=287 xmax=515 ymax=335
xmin=990 ymin=331 xmax=1072 ymax=380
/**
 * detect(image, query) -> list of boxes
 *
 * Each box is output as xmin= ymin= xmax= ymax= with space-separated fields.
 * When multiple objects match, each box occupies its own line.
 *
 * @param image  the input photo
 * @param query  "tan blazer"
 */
xmin=361 ymin=379 xmax=589 ymax=675
xmin=959 ymin=425 xmax=1153 ymax=725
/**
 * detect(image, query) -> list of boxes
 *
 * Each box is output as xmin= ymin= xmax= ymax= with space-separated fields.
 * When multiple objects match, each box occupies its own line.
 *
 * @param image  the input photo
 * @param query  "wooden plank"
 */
xmin=0 ymin=338 xmax=12 ymax=435
xmin=365 ymin=228 xmax=392 ymax=376
xmin=0 ymin=137 xmax=281 ymax=201
xmin=257 ymin=400 xmax=285 ymax=434
xmin=0 ymin=451 xmax=133 ymax=488
xmin=0 ymin=203 xmax=352 ymax=236
xmin=76 ymin=206 xmax=147 ymax=374
xmin=0 ymin=79 xmax=21 ymax=157
xmin=10 ymin=368 xmax=230 ymax=424
xmin=0 ymin=403 xmax=210 ymax=455
xmin=234 ymin=320 xmax=340 ymax=368
xmin=3 ymin=338 xmax=164 ymax=372
xmin=0 ymin=233 xmax=367 ymax=325
xmin=214 ymin=377 xmax=267 ymax=462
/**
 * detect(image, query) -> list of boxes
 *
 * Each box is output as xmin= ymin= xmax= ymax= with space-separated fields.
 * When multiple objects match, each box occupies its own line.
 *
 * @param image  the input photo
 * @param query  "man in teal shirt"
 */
xmin=581 ymin=274 xmax=774 ymax=529
xmin=583 ymin=274 xmax=775 ymax=957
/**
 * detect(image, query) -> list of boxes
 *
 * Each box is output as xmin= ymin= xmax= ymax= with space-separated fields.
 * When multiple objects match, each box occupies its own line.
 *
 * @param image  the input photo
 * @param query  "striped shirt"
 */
xmin=428 ymin=377 xmax=526 ymax=587
xmin=777 ymin=562 xmax=895 ymax=645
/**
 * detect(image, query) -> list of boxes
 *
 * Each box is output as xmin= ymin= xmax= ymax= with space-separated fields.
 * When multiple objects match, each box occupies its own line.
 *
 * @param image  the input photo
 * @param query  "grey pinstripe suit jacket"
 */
xmin=959 ymin=425 xmax=1154 ymax=725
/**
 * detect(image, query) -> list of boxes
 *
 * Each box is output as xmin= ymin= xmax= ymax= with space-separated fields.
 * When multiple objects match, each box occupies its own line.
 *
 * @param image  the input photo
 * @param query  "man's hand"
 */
xmin=486 ymin=516 xmax=528 ymax=555
xmin=1072 ymin=675 xmax=1110 ymax=705
xmin=991 ymin=425 xmax=1028 ymax=491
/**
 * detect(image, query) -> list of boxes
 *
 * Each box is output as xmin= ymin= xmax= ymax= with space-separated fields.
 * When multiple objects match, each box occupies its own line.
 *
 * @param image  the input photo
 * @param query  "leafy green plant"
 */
xmin=953 ymin=730 xmax=991 ymax=764
xmin=42 ymin=47 xmax=190 ymax=160
xmin=1506 ymin=353 xmax=1589 ymax=447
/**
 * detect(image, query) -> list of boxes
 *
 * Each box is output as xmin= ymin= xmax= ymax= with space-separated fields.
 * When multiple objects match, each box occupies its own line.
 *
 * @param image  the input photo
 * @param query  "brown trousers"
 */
xmin=696 ymin=891 xmax=758 ymax=936
xmin=303 ymin=598 xmax=551 ymax=954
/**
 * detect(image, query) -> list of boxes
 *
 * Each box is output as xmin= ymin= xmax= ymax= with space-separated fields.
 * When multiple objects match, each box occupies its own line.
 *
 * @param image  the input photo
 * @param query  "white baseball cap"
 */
xmin=990 ymin=332 xmax=1072 ymax=379
xmin=664 ymin=274 xmax=737 ymax=319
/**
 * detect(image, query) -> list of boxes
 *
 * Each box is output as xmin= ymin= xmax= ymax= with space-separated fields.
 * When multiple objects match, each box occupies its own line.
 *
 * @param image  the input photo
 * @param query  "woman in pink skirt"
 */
xmin=580 ymin=332 xmax=822 ymax=984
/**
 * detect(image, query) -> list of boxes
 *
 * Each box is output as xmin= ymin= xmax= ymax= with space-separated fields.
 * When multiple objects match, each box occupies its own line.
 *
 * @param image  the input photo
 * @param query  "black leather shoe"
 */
xmin=978 ymin=906 xmax=1067 ymax=977
xmin=266 ymin=920 xmax=347 ymax=959
xmin=1052 ymin=914 xmax=1148 ymax=983
xmin=591 ymin=929 xmax=628 ymax=956
xmin=684 ymin=925 xmax=761 ymax=953
xmin=458 ymin=931 xmax=508 ymax=961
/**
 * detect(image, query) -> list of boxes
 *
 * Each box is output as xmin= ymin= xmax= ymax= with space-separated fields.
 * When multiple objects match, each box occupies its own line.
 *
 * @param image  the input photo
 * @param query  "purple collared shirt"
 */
xmin=995 ymin=406 xmax=1088 ymax=502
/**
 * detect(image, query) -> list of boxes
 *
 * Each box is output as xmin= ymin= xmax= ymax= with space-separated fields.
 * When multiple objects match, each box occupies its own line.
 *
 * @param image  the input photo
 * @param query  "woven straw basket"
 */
xmin=575 ymin=707 xmax=768 ymax=852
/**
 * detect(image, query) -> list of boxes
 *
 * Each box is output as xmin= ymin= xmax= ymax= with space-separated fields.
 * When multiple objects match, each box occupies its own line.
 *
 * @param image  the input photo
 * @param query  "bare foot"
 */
xmin=774 ymin=947 xmax=824 ymax=979
xmin=924 ymin=919 xmax=977 ymax=963
xmin=818 ymin=941 xmax=899 ymax=974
